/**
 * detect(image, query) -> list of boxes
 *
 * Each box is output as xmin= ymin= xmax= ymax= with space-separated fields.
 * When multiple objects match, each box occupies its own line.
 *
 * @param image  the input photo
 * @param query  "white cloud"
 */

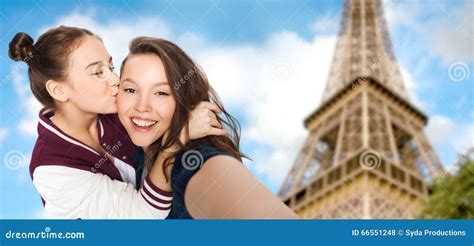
xmin=11 ymin=63 xmax=29 ymax=98
xmin=384 ymin=0 xmax=473 ymax=65
xmin=426 ymin=115 xmax=474 ymax=153
xmin=10 ymin=63 xmax=42 ymax=137
xmin=425 ymin=114 xmax=474 ymax=175
xmin=17 ymin=96 xmax=42 ymax=136
xmin=384 ymin=0 xmax=422 ymax=30
xmin=0 ymin=128 xmax=8 ymax=144
xmin=309 ymin=12 xmax=340 ymax=34
xmin=426 ymin=115 xmax=456 ymax=147
xmin=425 ymin=2 xmax=473 ymax=65
xmin=399 ymin=66 xmax=434 ymax=112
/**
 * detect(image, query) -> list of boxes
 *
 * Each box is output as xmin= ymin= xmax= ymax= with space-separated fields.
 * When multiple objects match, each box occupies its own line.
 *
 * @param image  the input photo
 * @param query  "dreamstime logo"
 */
xmin=4 ymin=150 xmax=27 ymax=170
xmin=440 ymin=146 xmax=474 ymax=179
xmin=181 ymin=150 xmax=204 ymax=170
xmin=4 ymin=226 xmax=85 ymax=239
xmin=1 ymin=54 xmax=33 ymax=88
xmin=174 ymin=66 xmax=198 ymax=91
xmin=351 ymin=54 xmax=389 ymax=89
xmin=91 ymin=141 xmax=122 ymax=173
xmin=359 ymin=149 xmax=381 ymax=170
xmin=268 ymin=62 xmax=292 ymax=84
xmin=448 ymin=62 xmax=470 ymax=82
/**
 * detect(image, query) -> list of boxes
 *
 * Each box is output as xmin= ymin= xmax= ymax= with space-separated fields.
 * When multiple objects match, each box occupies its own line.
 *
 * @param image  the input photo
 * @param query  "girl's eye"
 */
xmin=124 ymin=88 xmax=136 ymax=93
xmin=91 ymin=65 xmax=114 ymax=78
xmin=92 ymin=70 xmax=104 ymax=76
xmin=155 ymin=91 xmax=169 ymax=96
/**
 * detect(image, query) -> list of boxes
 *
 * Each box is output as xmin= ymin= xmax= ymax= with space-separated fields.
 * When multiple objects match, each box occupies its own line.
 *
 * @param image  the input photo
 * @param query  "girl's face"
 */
xmin=117 ymin=54 xmax=176 ymax=148
xmin=64 ymin=36 xmax=119 ymax=114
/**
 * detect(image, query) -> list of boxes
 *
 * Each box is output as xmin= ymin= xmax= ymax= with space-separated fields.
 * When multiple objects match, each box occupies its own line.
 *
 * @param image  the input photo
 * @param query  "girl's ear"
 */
xmin=45 ymin=79 xmax=69 ymax=102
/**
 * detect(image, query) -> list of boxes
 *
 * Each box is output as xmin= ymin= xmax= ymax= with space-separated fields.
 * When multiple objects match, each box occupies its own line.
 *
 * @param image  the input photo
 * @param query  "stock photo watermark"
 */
xmin=359 ymin=149 xmax=381 ymax=170
xmin=91 ymin=140 xmax=123 ymax=173
xmin=1 ymin=54 xmax=34 ymax=87
xmin=173 ymin=65 xmax=199 ymax=91
xmin=267 ymin=61 xmax=293 ymax=84
xmin=448 ymin=62 xmax=470 ymax=82
xmin=351 ymin=54 xmax=389 ymax=89
xmin=181 ymin=150 xmax=204 ymax=171
xmin=3 ymin=150 xmax=28 ymax=170
xmin=439 ymin=146 xmax=474 ymax=179
xmin=4 ymin=226 xmax=85 ymax=240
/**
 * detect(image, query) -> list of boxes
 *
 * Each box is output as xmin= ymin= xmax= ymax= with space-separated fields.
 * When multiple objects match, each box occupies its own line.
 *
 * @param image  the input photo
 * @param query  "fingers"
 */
xmin=197 ymin=101 xmax=222 ymax=113
xmin=210 ymin=118 xmax=222 ymax=129
xmin=208 ymin=110 xmax=218 ymax=120
xmin=208 ymin=127 xmax=227 ymax=136
xmin=206 ymin=107 xmax=221 ymax=128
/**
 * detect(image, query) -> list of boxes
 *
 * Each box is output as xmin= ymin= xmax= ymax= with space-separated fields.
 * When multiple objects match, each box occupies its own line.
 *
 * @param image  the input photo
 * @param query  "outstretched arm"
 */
xmin=184 ymin=155 xmax=299 ymax=219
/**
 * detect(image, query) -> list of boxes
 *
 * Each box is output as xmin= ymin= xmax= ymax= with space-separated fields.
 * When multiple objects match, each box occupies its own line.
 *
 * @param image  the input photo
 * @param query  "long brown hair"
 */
xmin=121 ymin=37 xmax=247 ymax=181
xmin=8 ymin=26 xmax=95 ymax=112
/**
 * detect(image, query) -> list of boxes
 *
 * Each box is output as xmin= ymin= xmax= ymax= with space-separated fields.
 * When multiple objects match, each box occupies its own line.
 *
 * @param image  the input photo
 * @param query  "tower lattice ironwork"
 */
xmin=279 ymin=0 xmax=444 ymax=219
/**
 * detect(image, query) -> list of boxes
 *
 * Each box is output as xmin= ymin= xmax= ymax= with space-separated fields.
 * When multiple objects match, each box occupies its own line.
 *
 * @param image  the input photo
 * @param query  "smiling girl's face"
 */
xmin=117 ymin=54 xmax=176 ymax=148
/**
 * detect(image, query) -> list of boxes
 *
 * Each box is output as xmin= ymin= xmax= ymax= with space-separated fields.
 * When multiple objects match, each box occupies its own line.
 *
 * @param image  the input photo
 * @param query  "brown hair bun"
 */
xmin=8 ymin=32 xmax=34 ymax=62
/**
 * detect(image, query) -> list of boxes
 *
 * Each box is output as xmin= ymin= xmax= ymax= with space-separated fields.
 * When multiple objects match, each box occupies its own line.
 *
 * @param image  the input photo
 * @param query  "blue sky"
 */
xmin=0 ymin=0 xmax=472 ymax=219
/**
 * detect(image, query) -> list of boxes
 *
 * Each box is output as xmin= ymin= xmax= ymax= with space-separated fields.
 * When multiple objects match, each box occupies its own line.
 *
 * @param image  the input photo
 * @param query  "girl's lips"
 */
xmin=130 ymin=117 xmax=158 ymax=133
xmin=131 ymin=120 xmax=156 ymax=133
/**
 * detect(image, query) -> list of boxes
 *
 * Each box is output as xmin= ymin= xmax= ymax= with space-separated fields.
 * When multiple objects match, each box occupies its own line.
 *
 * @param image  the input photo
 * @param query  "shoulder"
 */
xmin=197 ymin=154 xmax=245 ymax=179
xmin=29 ymin=132 xmax=81 ymax=177
xmin=186 ymin=154 xmax=251 ymax=195
xmin=172 ymin=147 xmax=240 ymax=193
xmin=188 ymin=152 xmax=250 ymax=188
xmin=175 ymin=147 xmax=234 ymax=171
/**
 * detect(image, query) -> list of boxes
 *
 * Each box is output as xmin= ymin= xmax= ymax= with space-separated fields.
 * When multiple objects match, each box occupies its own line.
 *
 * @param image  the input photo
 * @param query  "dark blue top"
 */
xmin=166 ymin=147 xmax=231 ymax=219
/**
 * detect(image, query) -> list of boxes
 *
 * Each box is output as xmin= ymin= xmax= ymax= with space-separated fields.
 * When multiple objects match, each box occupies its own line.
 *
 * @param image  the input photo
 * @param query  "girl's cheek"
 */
xmin=166 ymin=102 xmax=176 ymax=119
xmin=155 ymin=101 xmax=172 ymax=119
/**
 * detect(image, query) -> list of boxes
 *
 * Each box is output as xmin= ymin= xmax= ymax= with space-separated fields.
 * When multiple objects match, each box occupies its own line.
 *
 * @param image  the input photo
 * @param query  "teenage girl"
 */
xmin=117 ymin=37 xmax=299 ymax=219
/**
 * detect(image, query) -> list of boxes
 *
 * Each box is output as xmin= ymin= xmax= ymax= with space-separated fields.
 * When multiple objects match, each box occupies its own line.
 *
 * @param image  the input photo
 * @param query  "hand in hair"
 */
xmin=183 ymin=101 xmax=227 ymax=143
xmin=160 ymin=101 xmax=227 ymax=152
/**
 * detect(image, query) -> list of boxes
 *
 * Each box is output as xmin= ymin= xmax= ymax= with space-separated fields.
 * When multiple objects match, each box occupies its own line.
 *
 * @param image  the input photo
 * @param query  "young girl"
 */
xmin=8 ymin=26 xmax=223 ymax=219
xmin=118 ymin=37 xmax=298 ymax=219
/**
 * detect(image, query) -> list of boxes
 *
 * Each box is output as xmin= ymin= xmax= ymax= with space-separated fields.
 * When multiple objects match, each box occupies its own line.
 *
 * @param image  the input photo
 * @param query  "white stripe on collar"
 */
xmin=38 ymin=117 xmax=100 ymax=156
xmin=98 ymin=119 xmax=104 ymax=138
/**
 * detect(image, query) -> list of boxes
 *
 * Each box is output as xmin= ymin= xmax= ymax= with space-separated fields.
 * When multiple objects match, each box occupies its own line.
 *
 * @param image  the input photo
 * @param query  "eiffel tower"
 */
xmin=279 ymin=0 xmax=444 ymax=219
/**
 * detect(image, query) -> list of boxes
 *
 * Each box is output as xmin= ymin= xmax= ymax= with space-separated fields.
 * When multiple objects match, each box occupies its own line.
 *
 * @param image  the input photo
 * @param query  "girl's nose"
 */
xmin=135 ymin=94 xmax=151 ymax=113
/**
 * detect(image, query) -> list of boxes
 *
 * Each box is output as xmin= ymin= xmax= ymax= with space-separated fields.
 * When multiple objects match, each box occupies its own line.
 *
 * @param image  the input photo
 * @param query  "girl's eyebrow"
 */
xmin=153 ymin=82 xmax=169 ymax=86
xmin=121 ymin=78 xmax=136 ymax=84
xmin=121 ymin=78 xmax=168 ymax=87
xmin=85 ymin=56 xmax=112 ymax=70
